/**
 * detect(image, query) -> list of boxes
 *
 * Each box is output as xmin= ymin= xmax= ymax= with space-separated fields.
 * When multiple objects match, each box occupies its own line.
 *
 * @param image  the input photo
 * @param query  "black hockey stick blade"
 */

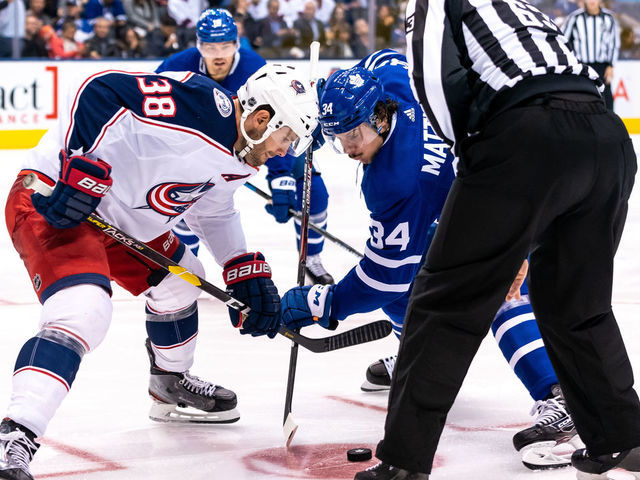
xmin=278 ymin=319 xmax=392 ymax=353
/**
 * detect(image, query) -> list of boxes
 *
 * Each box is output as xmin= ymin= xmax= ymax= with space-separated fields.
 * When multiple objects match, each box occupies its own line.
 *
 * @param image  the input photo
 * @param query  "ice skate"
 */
xmin=146 ymin=339 xmax=240 ymax=424
xmin=361 ymin=355 xmax=396 ymax=392
xmin=513 ymin=384 xmax=580 ymax=470
xmin=572 ymin=446 xmax=640 ymax=480
xmin=305 ymin=254 xmax=334 ymax=285
xmin=354 ymin=462 xmax=429 ymax=479
xmin=0 ymin=418 xmax=40 ymax=480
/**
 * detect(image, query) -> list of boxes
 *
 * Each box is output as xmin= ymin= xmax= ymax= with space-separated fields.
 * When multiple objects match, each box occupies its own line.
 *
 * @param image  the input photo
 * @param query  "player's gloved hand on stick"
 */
xmin=223 ymin=252 xmax=281 ymax=338
xmin=265 ymin=173 xmax=296 ymax=223
xmin=281 ymin=284 xmax=338 ymax=330
xmin=31 ymin=149 xmax=112 ymax=229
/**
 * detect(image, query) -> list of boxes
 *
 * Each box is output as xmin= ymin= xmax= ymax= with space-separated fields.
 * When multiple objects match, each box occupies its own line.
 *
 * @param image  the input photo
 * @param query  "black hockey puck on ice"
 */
xmin=347 ymin=447 xmax=372 ymax=462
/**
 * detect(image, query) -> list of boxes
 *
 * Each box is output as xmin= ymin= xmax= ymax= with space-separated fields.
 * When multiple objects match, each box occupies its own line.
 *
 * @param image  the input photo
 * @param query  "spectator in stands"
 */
xmin=50 ymin=18 xmax=83 ymax=57
xmin=118 ymin=24 xmax=145 ymax=56
xmin=145 ymin=12 xmax=181 ymax=56
xmin=247 ymin=0 xmax=267 ymax=22
xmin=167 ymin=0 xmax=204 ymax=28
xmin=314 ymin=0 xmax=334 ymax=25
xmin=328 ymin=3 xmax=348 ymax=31
xmin=323 ymin=19 xmax=351 ymax=57
xmin=375 ymin=5 xmax=394 ymax=47
xmin=27 ymin=0 xmax=52 ymax=28
xmin=277 ymin=0 xmax=304 ymax=27
xmin=22 ymin=13 xmax=48 ymax=57
xmin=254 ymin=0 xmax=296 ymax=57
xmin=81 ymin=0 xmax=128 ymax=39
xmin=293 ymin=0 xmax=324 ymax=52
xmin=340 ymin=0 xmax=365 ymax=24
xmin=122 ymin=0 xmax=160 ymax=37
xmin=85 ymin=16 xmax=121 ymax=57
xmin=229 ymin=0 xmax=258 ymax=45
xmin=620 ymin=25 xmax=640 ymax=59
xmin=350 ymin=17 xmax=369 ymax=57
xmin=0 ymin=0 xmax=26 ymax=57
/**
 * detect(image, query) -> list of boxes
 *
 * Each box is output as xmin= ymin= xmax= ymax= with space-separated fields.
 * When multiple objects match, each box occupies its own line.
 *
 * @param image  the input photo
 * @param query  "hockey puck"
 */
xmin=347 ymin=447 xmax=372 ymax=462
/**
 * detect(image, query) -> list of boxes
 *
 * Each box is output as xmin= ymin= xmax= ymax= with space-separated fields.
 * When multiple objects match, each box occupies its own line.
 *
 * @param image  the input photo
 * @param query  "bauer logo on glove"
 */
xmin=223 ymin=255 xmax=271 ymax=284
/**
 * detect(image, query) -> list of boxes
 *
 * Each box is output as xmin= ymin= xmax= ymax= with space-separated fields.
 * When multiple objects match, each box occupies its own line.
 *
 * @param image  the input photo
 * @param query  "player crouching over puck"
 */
xmin=0 ymin=64 xmax=318 ymax=480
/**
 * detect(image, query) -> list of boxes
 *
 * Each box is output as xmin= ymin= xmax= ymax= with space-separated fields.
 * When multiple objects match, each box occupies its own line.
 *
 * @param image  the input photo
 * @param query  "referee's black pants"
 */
xmin=376 ymin=93 xmax=640 ymax=473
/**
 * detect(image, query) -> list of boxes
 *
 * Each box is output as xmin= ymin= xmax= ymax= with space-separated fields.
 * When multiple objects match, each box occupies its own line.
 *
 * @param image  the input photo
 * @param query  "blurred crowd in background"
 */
xmin=0 ymin=0 xmax=639 ymax=60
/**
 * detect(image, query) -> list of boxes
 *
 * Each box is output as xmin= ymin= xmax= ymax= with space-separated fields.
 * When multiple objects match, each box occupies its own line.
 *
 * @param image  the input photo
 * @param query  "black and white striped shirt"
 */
xmin=562 ymin=7 xmax=619 ymax=66
xmin=405 ymin=0 xmax=602 ymax=151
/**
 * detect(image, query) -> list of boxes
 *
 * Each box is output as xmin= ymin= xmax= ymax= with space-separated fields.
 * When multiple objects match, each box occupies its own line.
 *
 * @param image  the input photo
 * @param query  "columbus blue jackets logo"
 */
xmin=214 ymin=88 xmax=233 ymax=118
xmin=290 ymin=80 xmax=306 ymax=94
xmin=140 ymin=181 xmax=214 ymax=218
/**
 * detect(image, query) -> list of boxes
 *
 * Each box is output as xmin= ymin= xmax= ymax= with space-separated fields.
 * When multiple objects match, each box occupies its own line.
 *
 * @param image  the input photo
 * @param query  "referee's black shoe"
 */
xmin=354 ymin=462 xmax=429 ymax=479
xmin=572 ymin=447 xmax=640 ymax=479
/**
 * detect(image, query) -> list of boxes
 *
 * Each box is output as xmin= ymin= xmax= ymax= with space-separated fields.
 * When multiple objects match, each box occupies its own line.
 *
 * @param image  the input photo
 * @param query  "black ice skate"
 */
xmin=572 ymin=446 xmax=640 ymax=479
xmin=145 ymin=338 xmax=240 ymax=424
xmin=361 ymin=355 xmax=396 ymax=392
xmin=513 ymin=384 xmax=581 ymax=470
xmin=304 ymin=254 xmax=334 ymax=285
xmin=354 ymin=462 xmax=429 ymax=479
xmin=0 ymin=418 xmax=40 ymax=480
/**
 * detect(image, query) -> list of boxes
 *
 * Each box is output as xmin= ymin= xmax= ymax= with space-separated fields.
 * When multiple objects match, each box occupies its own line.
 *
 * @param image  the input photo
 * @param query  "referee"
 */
xmin=563 ymin=0 xmax=620 ymax=109
xmin=354 ymin=0 xmax=639 ymax=479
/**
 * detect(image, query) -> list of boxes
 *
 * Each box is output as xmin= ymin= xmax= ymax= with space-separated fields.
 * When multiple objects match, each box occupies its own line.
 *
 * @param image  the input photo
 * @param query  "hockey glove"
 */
xmin=281 ymin=284 xmax=338 ymax=330
xmin=265 ymin=173 xmax=296 ymax=223
xmin=32 ymin=150 xmax=112 ymax=229
xmin=223 ymin=252 xmax=281 ymax=338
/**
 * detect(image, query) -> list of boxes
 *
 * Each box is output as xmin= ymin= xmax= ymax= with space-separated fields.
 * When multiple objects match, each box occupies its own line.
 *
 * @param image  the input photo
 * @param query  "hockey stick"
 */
xmin=22 ymin=173 xmax=392 ymax=354
xmin=244 ymin=182 xmax=364 ymax=258
xmin=283 ymin=40 xmax=321 ymax=447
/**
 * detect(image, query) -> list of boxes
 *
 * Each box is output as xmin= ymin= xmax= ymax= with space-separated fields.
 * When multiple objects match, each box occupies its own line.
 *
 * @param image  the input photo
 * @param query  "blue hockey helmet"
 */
xmin=318 ymin=66 xmax=385 ymax=156
xmin=318 ymin=66 xmax=385 ymax=137
xmin=196 ymin=8 xmax=238 ymax=43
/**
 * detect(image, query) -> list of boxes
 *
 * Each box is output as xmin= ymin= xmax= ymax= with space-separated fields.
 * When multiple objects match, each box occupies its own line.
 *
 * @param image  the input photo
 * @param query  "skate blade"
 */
xmin=149 ymin=401 xmax=240 ymax=424
xmin=521 ymin=440 xmax=574 ymax=470
xmin=360 ymin=380 xmax=390 ymax=392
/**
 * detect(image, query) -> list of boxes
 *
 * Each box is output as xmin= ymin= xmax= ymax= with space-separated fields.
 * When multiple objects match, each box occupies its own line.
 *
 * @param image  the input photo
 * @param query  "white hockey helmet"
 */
xmin=236 ymin=63 xmax=318 ymax=158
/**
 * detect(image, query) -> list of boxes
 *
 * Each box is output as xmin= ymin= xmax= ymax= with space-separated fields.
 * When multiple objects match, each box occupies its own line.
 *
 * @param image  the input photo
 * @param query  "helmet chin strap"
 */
xmin=236 ymin=110 xmax=276 ymax=160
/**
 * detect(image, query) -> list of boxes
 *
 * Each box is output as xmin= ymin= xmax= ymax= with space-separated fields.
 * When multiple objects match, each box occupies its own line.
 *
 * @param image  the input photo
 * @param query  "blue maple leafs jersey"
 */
xmin=330 ymin=50 xmax=457 ymax=333
xmin=156 ymin=46 xmax=266 ymax=93
xmin=156 ymin=47 xmax=294 ymax=177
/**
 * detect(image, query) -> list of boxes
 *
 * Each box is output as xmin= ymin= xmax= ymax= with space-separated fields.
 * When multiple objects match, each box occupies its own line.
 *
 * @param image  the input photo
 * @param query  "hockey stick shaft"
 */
xmin=283 ymin=40 xmax=321 ymax=441
xmin=244 ymin=182 xmax=364 ymax=258
xmin=21 ymin=173 xmax=392 ymax=353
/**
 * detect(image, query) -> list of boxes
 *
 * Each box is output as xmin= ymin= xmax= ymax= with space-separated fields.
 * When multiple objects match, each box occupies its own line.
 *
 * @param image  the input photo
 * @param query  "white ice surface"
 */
xmin=0 ymin=138 xmax=638 ymax=480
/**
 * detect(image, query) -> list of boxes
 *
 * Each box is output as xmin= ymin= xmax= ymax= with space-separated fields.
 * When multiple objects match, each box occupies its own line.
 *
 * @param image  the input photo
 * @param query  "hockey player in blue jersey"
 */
xmin=0 ymin=64 xmax=319 ymax=480
xmin=280 ymin=50 xmax=580 ymax=470
xmin=156 ymin=8 xmax=334 ymax=284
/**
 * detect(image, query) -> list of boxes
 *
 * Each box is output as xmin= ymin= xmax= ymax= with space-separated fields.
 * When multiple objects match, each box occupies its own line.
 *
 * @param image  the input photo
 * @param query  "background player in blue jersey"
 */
xmin=0 ymin=64 xmax=319 ymax=480
xmin=156 ymin=8 xmax=334 ymax=284
xmin=280 ymin=50 xmax=580 ymax=470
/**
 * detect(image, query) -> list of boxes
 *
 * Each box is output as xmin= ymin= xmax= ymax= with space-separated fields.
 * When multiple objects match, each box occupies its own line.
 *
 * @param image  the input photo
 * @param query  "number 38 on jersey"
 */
xmin=136 ymin=77 xmax=177 ymax=118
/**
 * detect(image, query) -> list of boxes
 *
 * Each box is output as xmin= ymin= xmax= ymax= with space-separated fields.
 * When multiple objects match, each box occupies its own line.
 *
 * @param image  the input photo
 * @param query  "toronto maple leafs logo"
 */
xmin=348 ymin=74 xmax=364 ymax=88
xmin=140 ymin=181 xmax=215 ymax=218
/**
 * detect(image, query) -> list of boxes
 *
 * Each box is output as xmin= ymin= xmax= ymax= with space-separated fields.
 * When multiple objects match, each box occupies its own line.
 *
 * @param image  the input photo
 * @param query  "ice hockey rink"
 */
xmin=0 ymin=136 xmax=639 ymax=480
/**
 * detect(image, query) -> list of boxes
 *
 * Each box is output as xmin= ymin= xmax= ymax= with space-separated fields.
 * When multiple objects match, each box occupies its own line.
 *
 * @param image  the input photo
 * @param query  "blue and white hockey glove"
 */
xmin=32 ymin=150 xmax=112 ymax=229
xmin=223 ymin=252 xmax=281 ymax=338
xmin=265 ymin=173 xmax=296 ymax=223
xmin=281 ymin=284 xmax=338 ymax=330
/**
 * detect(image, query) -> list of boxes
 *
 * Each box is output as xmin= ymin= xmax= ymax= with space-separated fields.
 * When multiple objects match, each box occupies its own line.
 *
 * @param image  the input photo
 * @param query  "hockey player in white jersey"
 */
xmin=156 ymin=8 xmax=335 ymax=285
xmin=280 ymin=50 xmax=580 ymax=472
xmin=0 ymin=64 xmax=317 ymax=480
